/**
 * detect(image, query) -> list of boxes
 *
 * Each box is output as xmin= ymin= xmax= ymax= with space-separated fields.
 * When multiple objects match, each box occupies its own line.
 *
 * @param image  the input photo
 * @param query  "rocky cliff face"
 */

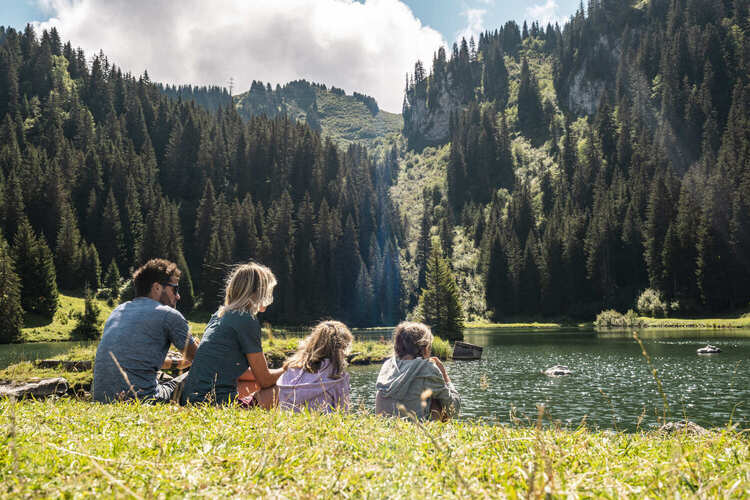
xmin=402 ymin=72 xmax=465 ymax=149
xmin=563 ymin=36 xmax=622 ymax=115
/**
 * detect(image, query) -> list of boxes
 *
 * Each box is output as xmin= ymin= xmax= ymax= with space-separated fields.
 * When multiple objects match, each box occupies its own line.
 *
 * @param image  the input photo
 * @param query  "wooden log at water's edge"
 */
xmin=452 ymin=341 xmax=482 ymax=360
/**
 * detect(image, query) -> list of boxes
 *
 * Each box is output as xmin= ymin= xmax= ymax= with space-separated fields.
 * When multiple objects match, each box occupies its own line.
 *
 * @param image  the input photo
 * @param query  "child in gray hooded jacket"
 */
xmin=375 ymin=322 xmax=461 ymax=420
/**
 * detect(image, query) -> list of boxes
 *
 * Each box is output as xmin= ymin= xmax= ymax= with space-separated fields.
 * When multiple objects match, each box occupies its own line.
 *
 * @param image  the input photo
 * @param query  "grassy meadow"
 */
xmin=1 ymin=399 xmax=748 ymax=498
xmin=20 ymin=292 xmax=212 ymax=343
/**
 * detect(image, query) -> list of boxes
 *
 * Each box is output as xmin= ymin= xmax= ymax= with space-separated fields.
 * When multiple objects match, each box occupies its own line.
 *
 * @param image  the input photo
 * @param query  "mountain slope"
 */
xmin=234 ymin=80 xmax=402 ymax=149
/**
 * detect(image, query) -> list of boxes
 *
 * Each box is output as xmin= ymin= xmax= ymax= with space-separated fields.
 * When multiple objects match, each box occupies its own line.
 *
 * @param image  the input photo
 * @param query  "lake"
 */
xmin=349 ymin=328 xmax=749 ymax=431
xmin=2 ymin=329 xmax=747 ymax=431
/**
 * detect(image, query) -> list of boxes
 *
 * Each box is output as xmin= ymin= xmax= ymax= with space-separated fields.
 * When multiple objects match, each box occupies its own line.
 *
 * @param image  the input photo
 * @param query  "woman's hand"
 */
xmin=430 ymin=356 xmax=450 ymax=384
xmin=245 ymin=352 xmax=284 ymax=388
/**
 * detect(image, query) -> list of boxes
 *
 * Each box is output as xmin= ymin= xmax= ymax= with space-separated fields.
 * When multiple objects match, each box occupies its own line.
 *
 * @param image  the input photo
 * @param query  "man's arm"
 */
xmin=161 ymin=337 xmax=199 ymax=370
xmin=245 ymin=352 xmax=284 ymax=389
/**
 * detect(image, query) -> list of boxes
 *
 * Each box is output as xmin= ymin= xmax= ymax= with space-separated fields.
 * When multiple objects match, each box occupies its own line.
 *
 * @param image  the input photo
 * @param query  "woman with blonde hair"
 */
xmin=181 ymin=262 xmax=284 ymax=408
xmin=277 ymin=320 xmax=353 ymax=413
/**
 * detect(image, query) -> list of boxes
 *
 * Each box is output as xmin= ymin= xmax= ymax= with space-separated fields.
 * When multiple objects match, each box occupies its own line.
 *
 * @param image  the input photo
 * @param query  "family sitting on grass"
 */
xmin=93 ymin=259 xmax=461 ymax=420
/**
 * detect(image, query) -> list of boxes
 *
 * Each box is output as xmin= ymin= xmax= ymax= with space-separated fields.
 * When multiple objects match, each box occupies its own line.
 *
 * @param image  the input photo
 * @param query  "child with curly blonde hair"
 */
xmin=278 ymin=320 xmax=354 ymax=413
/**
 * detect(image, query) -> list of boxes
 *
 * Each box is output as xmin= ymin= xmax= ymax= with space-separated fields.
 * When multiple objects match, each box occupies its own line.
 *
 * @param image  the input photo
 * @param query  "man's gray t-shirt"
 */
xmin=93 ymin=297 xmax=193 ymax=402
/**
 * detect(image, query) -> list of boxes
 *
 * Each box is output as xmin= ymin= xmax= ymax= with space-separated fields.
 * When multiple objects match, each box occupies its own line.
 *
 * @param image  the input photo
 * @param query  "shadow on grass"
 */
xmin=23 ymin=313 xmax=54 ymax=329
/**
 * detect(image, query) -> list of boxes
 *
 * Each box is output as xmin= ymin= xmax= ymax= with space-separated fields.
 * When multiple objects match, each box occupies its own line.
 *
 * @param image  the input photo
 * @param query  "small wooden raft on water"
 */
xmin=452 ymin=341 xmax=483 ymax=360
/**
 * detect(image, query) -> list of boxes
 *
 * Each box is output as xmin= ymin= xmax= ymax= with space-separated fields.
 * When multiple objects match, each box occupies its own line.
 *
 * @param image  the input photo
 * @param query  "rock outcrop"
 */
xmin=560 ymin=35 xmax=622 ymax=115
xmin=402 ymin=79 xmax=459 ymax=148
xmin=658 ymin=421 xmax=709 ymax=435
xmin=0 ymin=377 xmax=69 ymax=399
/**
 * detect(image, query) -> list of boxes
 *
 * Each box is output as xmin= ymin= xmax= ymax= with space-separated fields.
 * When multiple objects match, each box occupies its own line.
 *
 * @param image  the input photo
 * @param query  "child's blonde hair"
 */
xmin=218 ymin=262 xmax=276 ymax=317
xmin=284 ymin=321 xmax=353 ymax=379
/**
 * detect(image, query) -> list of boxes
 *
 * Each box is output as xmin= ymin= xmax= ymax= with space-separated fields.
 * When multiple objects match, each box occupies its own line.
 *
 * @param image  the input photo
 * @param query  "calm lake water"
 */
xmin=349 ymin=328 xmax=749 ymax=431
xmin=2 ymin=329 xmax=748 ymax=431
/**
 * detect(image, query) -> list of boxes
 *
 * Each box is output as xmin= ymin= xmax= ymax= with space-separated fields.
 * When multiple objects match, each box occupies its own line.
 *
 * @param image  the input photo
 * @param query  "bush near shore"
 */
xmin=595 ymin=309 xmax=750 ymax=329
xmin=1 ymin=399 xmax=748 ymax=497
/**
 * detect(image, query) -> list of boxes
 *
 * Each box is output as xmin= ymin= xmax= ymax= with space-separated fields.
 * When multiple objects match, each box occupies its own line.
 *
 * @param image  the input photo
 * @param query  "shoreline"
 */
xmin=0 ymin=337 xmax=453 ymax=390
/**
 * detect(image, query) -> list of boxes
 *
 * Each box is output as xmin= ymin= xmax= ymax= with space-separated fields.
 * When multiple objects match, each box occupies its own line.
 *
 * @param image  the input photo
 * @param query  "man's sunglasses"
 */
xmin=162 ymin=283 xmax=179 ymax=294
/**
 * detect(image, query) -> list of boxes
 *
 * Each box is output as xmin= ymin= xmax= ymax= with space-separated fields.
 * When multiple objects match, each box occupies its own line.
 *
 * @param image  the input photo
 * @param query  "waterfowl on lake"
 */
xmin=696 ymin=345 xmax=721 ymax=354
xmin=544 ymin=365 xmax=572 ymax=377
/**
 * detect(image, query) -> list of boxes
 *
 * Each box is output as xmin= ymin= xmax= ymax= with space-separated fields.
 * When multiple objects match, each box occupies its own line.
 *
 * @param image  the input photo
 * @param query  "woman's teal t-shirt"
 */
xmin=181 ymin=310 xmax=262 ymax=404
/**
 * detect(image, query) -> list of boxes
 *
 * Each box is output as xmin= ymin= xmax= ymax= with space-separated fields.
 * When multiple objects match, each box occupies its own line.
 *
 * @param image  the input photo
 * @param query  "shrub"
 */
xmin=636 ymin=288 xmax=668 ymax=317
xmin=594 ymin=309 xmax=644 ymax=328
xmin=595 ymin=309 xmax=625 ymax=327
xmin=71 ymin=289 xmax=103 ymax=340
xmin=431 ymin=337 xmax=452 ymax=360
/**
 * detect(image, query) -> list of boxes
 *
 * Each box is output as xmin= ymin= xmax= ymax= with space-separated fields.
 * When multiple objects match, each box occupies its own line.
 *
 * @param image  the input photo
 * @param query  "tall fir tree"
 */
xmin=0 ymin=234 xmax=24 ymax=343
xmin=12 ymin=219 xmax=59 ymax=317
xmin=418 ymin=245 xmax=465 ymax=341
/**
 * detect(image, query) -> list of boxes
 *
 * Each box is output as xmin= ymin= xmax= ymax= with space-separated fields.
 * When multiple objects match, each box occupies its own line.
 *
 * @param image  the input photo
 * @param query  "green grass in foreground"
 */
xmin=1 ymin=399 xmax=748 ymax=497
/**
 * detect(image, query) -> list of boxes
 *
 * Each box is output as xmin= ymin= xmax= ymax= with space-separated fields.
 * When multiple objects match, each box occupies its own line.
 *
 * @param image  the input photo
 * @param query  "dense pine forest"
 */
xmin=401 ymin=0 xmax=750 ymax=320
xmin=0 ymin=24 xmax=401 ymax=342
xmin=0 ymin=0 xmax=748 ymax=343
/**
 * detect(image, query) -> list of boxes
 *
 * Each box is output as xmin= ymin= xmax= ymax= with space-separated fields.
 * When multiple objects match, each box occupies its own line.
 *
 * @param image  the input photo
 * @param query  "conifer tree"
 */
xmin=415 ymin=191 xmax=432 ymax=293
xmin=54 ymin=199 xmax=83 ymax=290
xmin=71 ymin=287 xmax=102 ymax=340
xmin=122 ymin=175 xmax=144 ymax=271
xmin=103 ymin=258 xmax=121 ymax=302
xmin=200 ymin=229 xmax=226 ymax=312
xmin=0 ymin=235 xmax=23 ymax=343
xmin=97 ymin=188 xmax=125 ymax=267
xmin=193 ymin=178 xmax=217 ymax=274
xmin=354 ymin=262 xmax=376 ymax=326
xmin=696 ymin=173 xmax=733 ymax=309
xmin=517 ymin=58 xmax=546 ymax=142
xmin=518 ymin=230 xmax=541 ymax=314
xmin=484 ymin=228 xmax=511 ymax=319
xmin=232 ymin=194 xmax=259 ymax=262
xmin=3 ymin=169 xmax=25 ymax=240
xmin=80 ymin=241 xmax=101 ymax=290
xmin=418 ymin=245 xmax=464 ymax=341
xmin=12 ymin=219 xmax=59 ymax=317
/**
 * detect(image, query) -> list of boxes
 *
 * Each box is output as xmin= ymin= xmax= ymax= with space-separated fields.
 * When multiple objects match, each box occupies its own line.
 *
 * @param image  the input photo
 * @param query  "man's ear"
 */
xmin=150 ymin=282 xmax=162 ymax=297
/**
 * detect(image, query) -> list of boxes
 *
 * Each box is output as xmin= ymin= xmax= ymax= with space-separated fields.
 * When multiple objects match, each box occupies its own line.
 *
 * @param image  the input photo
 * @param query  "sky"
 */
xmin=0 ymin=0 xmax=580 ymax=112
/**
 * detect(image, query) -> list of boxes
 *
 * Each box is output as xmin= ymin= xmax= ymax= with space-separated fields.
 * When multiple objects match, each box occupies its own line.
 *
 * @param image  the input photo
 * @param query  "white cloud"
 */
xmin=33 ymin=0 xmax=445 ymax=112
xmin=525 ymin=0 xmax=565 ymax=27
xmin=456 ymin=8 xmax=485 ymax=43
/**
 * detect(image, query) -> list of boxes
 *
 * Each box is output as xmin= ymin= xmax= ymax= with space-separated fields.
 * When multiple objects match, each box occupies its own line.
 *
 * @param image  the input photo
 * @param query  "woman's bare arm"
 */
xmin=245 ymin=352 xmax=284 ymax=388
